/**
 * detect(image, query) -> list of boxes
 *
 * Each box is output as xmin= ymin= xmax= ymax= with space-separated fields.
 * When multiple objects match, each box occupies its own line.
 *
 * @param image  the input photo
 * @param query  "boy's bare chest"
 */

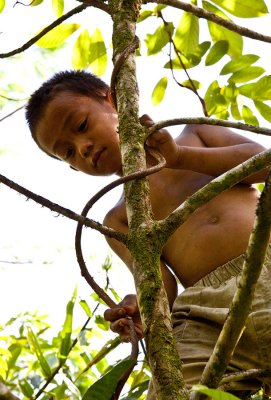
xmin=148 ymin=169 xmax=213 ymax=219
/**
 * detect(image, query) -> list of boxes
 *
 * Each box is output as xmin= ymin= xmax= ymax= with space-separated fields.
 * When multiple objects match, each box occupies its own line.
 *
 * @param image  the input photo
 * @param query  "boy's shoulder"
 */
xmin=103 ymin=193 xmax=128 ymax=227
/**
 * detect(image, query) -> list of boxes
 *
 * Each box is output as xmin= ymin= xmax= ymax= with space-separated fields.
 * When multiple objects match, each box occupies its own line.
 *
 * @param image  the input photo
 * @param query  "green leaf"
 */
xmin=79 ymin=299 xmax=92 ymax=318
xmin=88 ymin=29 xmax=108 ymax=76
xmin=82 ymin=359 xmax=135 ymax=400
xmin=204 ymin=80 xmax=230 ymax=119
xmin=242 ymin=105 xmax=259 ymax=126
xmin=152 ymin=77 xmax=168 ymax=105
xmin=27 ymin=327 xmax=52 ymax=378
xmin=36 ymin=23 xmax=80 ymax=49
xmin=0 ymin=0 xmax=5 ymax=13
xmin=192 ymin=384 xmax=241 ymax=400
xmin=203 ymin=1 xmax=243 ymax=58
xmin=205 ymin=40 xmax=229 ymax=66
xmin=31 ymin=0 xmax=44 ymax=5
xmin=145 ymin=23 xmax=174 ymax=56
xmin=72 ymin=29 xmax=92 ymax=70
xmin=109 ymin=287 xmax=122 ymax=303
xmin=137 ymin=10 xmax=153 ymax=23
xmin=95 ymin=315 xmax=109 ymax=331
xmin=19 ymin=379 xmax=34 ymax=398
xmin=52 ymin=0 xmax=64 ymax=17
xmin=209 ymin=0 xmax=268 ymax=18
xmin=228 ymin=66 xmax=265 ymax=83
xmin=58 ymin=287 xmax=77 ymax=360
xmin=7 ymin=343 xmax=21 ymax=370
xmin=223 ymin=83 xmax=238 ymax=101
xmin=257 ymin=183 xmax=265 ymax=192
xmin=182 ymin=79 xmax=201 ymax=90
xmin=239 ymin=76 xmax=271 ymax=101
xmin=254 ymin=100 xmax=271 ymax=123
xmin=231 ymin=101 xmax=242 ymax=120
xmin=122 ymin=380 xmax=150 ymax=399
xmin=174 ymin=11 xmax=199 ymax=55
xmin=220 ymin=54 xmax=260 ymax=75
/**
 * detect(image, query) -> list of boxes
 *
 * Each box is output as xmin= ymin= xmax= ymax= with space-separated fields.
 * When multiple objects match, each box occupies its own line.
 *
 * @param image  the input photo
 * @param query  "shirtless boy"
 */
xmin=25 ymin=70 xmax=271 ymax=396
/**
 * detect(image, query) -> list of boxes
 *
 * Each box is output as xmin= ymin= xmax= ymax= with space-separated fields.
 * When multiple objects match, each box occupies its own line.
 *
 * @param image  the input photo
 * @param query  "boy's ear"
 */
xmin=105 ymin=90 xmax=116 ymax=109
xmin=69 ymin=165 xmax=78 ymax=171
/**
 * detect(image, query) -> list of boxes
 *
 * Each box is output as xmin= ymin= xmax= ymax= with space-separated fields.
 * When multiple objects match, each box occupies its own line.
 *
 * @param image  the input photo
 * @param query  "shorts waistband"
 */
xmin=194 ymin=244 xmax=271 ymax=289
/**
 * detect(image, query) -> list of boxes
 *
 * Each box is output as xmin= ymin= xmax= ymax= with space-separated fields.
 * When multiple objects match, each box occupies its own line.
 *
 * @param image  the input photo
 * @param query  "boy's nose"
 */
xmin=78 ymin=139 xmax=93 ymax=158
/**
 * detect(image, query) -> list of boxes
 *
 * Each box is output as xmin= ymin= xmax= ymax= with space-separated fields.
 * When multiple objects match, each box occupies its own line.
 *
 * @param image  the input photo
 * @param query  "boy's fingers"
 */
xmin=104 ymin=307 xmax=126 ymax=322
xmin=140 ymin=114 xmax=154 ymax=127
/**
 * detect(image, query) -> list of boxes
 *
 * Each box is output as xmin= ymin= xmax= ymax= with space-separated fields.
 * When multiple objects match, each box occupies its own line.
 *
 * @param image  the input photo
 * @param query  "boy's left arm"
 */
xmin=142 ymin=115 xmax=269 ymax=183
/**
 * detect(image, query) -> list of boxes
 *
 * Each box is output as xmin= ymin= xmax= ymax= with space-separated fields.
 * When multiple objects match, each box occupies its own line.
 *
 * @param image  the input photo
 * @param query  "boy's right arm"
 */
xmin=103 ymin=206 xmax=177 ymax=341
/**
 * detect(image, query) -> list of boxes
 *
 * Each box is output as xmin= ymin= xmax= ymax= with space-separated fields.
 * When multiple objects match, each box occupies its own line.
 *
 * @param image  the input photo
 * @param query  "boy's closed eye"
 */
xmin=77 ymin=118 xmax=88 ymax=133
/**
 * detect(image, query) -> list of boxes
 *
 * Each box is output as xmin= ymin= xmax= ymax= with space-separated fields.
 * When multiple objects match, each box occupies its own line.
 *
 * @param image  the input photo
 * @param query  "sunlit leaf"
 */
xmin=88 ymin=29 xmax=108 ymax=76
xmin=58 ymin=287 xmax=77 ymax=360
xmin=36 ymin=23 xmax=80 ymax=49
xmin=122 ymin=380 xmax=150 ymax=399
xmin=0 ymin=0 xmax=5 ymax=13
xmin=137 ymin=10 xmax=153 ymax=23
xmin=239 ymin=76 xmax=271 ymax=101
xmin=72 ymin=29 xmax=92 ymax=70
xmin=174 ymin=11 xmax=199 ymax=55
xmin=95 ymin=315 xmax=110 ymax=331
xmin=210 ymin=0 xmax=268 ymax=18
xmin=192 ymin=384 xmax=241 ymax=400
xmin=145 ymin=23 xmax=174 ymax=55
xmin=79 ymin=299 xmax=92 ymax=318
xmin=223 ymin=83 xmax=238 ymax=101
xmin=109 ymin=287 xmax=121 ymax=303
xmin=182 ymin=79 xmax=201 ymax=90
xmin=204 ymin=80 xmax=230 ymax=118
xmin=203 ymin=1 xmax=243 ymax=58
xmin=228 ymin=66 xmax=265 ymax=83
xmin=27 ymin=327 xmax=52 ymax=378
xmin=7 ymin=343 xmax=21 ymax=370
xmin=205 ymin=40 xmax=229 ymax=66
xmin=52 ymin=0 xmax=64 ymax=17
xmin=82 ymin=359 xmax=135 ymax=400
xmin=152 ymin=77 xmax=168 ymax=105
xmin=220 ymin=54 xmax=259 ymax=75
xmin=62 ymin=375 xmax=81 ymax=399
xmin=231 ymin=101 xmax=242 ymax=120
xmin=254 ymin=100 xmax=271 ymax=123
xmin=242 ymin=105 xmax=259 ymax=126
xmin=31 ymin=0 xmax=44 ymax=5
xmin=19 ymin=379 xmax=34 ymax=398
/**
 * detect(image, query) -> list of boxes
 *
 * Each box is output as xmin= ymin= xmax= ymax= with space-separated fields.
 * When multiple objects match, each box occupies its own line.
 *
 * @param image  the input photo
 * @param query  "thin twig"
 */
xmin=75 ymin=151 xmax=165 ymax=303
xmin=0 ymin=3 xmax=107 ymax=59
xmin=158 ymin=11 xmax=208 ymax=117
xmin=148 ymin=0 xmax=271 ymax=44
xmin=146 ymin=117 xmax=271 ymax=139
xmin=0 ymin=105 xmax=25 ymax=123
xmin=75 ymin=149 xmax=165 ymax=399
xmin=0 ymin=173 xmax=127 ymax=242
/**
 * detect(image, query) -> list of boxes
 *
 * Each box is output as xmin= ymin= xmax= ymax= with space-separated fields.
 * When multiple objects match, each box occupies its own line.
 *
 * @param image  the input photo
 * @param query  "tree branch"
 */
xmin=0 ymin=173 xmax=127 ymax=243
xmin=147 ymin=0 xmax=271 ymax=44
xmin=0 ymin=3 xmax=108 ymax=59
xmin=157 ymin=149 xmax=271 ymax=244
xmin=197 ymin=170 xmax=271 ymax=390
xmin=146 ymin=117 xmax=271 ymax=139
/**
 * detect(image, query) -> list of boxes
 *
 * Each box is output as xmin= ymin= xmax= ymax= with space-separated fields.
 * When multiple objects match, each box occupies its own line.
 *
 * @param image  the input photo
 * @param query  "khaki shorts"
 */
xmin=146 ymin=246 xmax=271 ymax=399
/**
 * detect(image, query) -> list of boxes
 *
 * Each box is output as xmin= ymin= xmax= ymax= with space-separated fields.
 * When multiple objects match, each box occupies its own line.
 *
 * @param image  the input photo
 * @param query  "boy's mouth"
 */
xmin=92 ymin=148 xmax=105 ymax=167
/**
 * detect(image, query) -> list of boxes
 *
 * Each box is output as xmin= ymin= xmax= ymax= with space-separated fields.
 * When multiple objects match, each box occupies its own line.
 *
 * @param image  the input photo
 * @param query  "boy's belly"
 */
xmin=162 ymin=186 xmax=265 ymax=287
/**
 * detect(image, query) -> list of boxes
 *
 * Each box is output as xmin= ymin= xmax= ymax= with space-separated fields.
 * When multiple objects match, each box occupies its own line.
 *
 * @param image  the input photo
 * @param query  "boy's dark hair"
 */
xmin=25 ymin=70 xmax=110 ymax=155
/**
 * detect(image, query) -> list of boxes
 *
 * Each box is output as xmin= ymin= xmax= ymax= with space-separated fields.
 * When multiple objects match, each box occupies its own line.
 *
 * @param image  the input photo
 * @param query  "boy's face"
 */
xmin=35 ymin=91 xmax=122 ymax=176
